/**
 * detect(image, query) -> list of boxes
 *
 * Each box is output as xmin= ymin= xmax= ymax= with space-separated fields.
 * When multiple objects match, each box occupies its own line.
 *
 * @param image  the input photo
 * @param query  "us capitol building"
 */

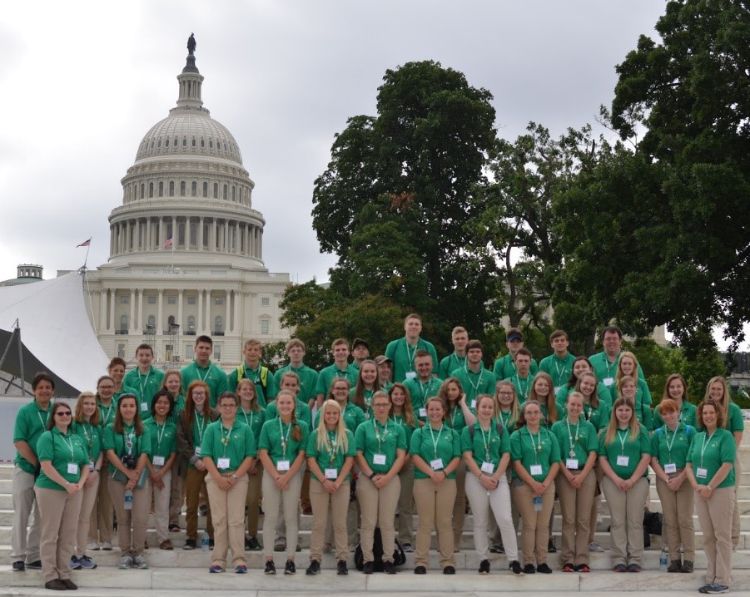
xmin=84 ymin=39 xmax=291 ymax=367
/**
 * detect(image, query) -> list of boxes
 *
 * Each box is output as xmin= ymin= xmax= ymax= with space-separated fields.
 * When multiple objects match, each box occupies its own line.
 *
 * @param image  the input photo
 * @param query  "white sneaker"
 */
xmin=101 ymin=541 xmax=113 ymax=551
xmin=132 ymin=554 xmax=148 ymax=569
xmin=588 ymin=542 xmax=605 ymax=552
xmin=118 ymin=555 xmax=133 ymax=569
xmin=87 ymin=541 xmax=100 ymax=551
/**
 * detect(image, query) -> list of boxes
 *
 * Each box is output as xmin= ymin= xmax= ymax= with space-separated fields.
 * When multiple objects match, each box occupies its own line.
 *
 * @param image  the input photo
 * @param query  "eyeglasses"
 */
xmin=56 ymin=411 xmax=72 ymax=417
xmin=373 ymin=403 xmax=390 ymax=408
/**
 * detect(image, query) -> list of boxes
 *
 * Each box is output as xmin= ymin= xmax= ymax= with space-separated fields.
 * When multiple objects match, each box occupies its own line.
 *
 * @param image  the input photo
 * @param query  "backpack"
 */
xmin=354 ymin=528 xmax=406 ymax=571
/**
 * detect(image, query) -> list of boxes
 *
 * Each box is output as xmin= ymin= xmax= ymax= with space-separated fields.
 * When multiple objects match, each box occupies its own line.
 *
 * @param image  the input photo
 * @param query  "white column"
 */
xmin=211 ymin=219 xmax=217 ymax=251
xmin=108 ymin=289 xmax=116 ymax=332
xmin=129 ymin=289 xmax=136 ymax=332
xmin=225 ymin=290 xmax=231 ymax=333
xmin=185 ymin=217 xmax=191 ymax=249
xmin=137 ymin=290 xmax=143 ymax=332
xmin=157 ymin=289 xmax=163 ymax=335
xmin=99 ymin=290 xmax=107 ymax=332
xmin=224 ymin=220 xmax=229 ymax=252
xmin=198 ymin=217 xmax=204 ymax=249
xmin=197 ymin=289 xmax=204 ymax=333
xmin=258 ymin=228 xmax=262 ymax=260
xmin=171 ymin=217 xmax=177 ymax=248
xmin=177 ymin=290 xmax=184 ymax=332
xmin=159 ymin=218 xmax=165 ymax=250
xmin=233 ymin=290 xmax=241 ymax=335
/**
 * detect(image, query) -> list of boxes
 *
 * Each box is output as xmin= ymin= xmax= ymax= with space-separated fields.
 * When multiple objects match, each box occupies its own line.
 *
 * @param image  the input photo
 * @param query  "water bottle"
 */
xmin=201 ymin=530 xmax=210 ymax=552
xmin=533 ymin=496 xmax=542 ymax=512
xmin=124 ymin=489 xmax=133 ymax=511
xmin=659 ymin=548 xmax=667 ymax=571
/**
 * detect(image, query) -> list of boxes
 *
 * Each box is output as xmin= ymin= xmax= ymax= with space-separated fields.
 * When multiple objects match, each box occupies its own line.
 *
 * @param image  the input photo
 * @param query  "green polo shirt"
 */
xmin=389 ymin=415 xmax=417 ymax=449
xmin=384 ymin=337 xmax=439 ymax=383
xmin=451 ymin=366 xmax=496 ymax=410
xmin=180 ymin=361 xmax=228 ymax=408
xmin=71 ymin=421 xmax=102 ymax=466
xmin=438 ymin=353 xmax=466 ymax=380
xmin=123 ymin=366 xmax=165 ymax=420
xmin=349 ymin=388 xmax=376 ymax=418
xmin=168 ymin=394 xmax=186 ymax=426
xmin=355 ymin=418 xmax=407 ymax=474
xmin=461 ymin=421 xmax=511 ymax=473
xmin=589 ymin=351 xmax=645 ymax=387
xmin=266 ymin=398 xmax=312 ymax=428
xmin=510 ymin=427 xmax=561 ymax=481
xmin=145 ymin=419 xmax=177 ymax=462
xmin=550 ymin=418 xmax=598 ymax=468
xmin=201 ymin=419 xmax=256 ymax=473
xmin=306 ymin=428 xmax=356 ymax=481
xmin=495 ymin=409 xmax=519 ymax=434
xmin=237 ymin=407 xmax=266 ymax=443
xmin=492 ymin=354 xmax=538 ymax=383
xmin=539 ymin=353 xmax=576 ymax=394
xmin=274 ymin=364 xmax=319 ymax=404
xmin=188 ymin=413 xmax=214 ymax=469
xmin=687 ymin=428 xmax=736 ymax=488
xmin=101 ymin=423 xmax=152 ymax=475
xmin=315 ymin=363 xmax=359 ymax=397
xmin=445 ymin=405 xmax=468 ymax=433
xmin=97 ymin=400 xmax=117 ymax=429
xmin=258 ymin=418 xmax=310 ymax=467
xmin=653 ymin=401 xmax=697 ymax=429
xmin=651 ymin=423 xmax=695 ymax=469
xmin=404 ymin=377 xmax=443 ymax=420
xmin=313 ymin=401 xmax=367 ymax=434
xmin=410 ymin=424 xmax=461 ymax=479
xmin=35 ymin=428 xmax=90 ymax=491
xmin=506 ymin=373 xmax=535 ymax=404
xmin=540 ymin=401 xmax=559 ymax=428
xmin=597 ymin=426 xmax=650 ymax=479
xmin=227 ymin=363 xmax=277 ymax=407
xmin=555 ymin=382 xmax=612 ymax=418
xmin=696 ymin=401 xmax=745 ymax=434
xmin=610 ymin=378 xmax=653 ymax=430
xmin=13 ymin=400 xmax=53 ymax=474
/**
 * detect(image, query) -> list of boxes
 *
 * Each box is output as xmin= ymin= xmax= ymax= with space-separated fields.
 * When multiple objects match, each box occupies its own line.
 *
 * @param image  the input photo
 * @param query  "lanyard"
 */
xmin=240 ymin=409 xmax=255 ymax=430
xmin=195 ymin=414 xmax=206 ymax=443
xmin=100 ymin=401 xmax=114 ymax=425
xmin=605 ymin=354 xmax=618 ymax=378
xmin=616 ymin=428 xmax=629 ymax=454
xmin=196 ymin=364 xmax=211 ymax=382
xmin=451 ymin=353 xmax=466 ymax=370
xmin=553 ymin=358 xmax=568 ymax=385
xmin=479 ymin=423 xmax=493 ymax=461
xmin=220 ymin=424 xmax=233 ymax=456
xmin=700 ymin=431 xmax=715 ymax=468
xmin=155 ymin=422 xmax=167 ymax=449
xmin=450 ymin=406 xmax=461 ymax=428
xmin=405 ymin=339 xmax=419 ymax=370
xmin=526 ymin=428 xmax=542 ymax=463
xmin=137 ymin=369 xmax=151 ymax=398
xmin=515 ymin=375 xmax=530 ymax=400
xmin=566 ymin=419 xmax=580 ymax=450
xmin=59 ymin=432 xmax=76 ymax=460
xmin=464 ymin=365 xmax=484 ymax=392
xmin=373 ymin=419 xmax=389 ymax=451
xmin=664 ymin=425 xmax=679 ymax=460
xmin=428 ymin=424 xmax=444 ymax=459
xmin=37 ymin=404 xmax=51 ymax=429
xmin=81 ymin=423 xmax=93 ymax=448
xmin=419 ymin=379 xmax=435 ymax=400
xmin=279 ymin=419 xmax=292 ymax=458
xmin=499 ymin=410 xmax=512 ymax=429
xmin=124 ymin=426 xmax=136 ymax=456
xmin=325 ymin=430 xmax=339 ymax=465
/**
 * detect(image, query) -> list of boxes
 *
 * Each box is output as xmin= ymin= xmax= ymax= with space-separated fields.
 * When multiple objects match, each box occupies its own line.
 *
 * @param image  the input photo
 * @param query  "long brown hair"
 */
xmin=46 ymin=401 xmax=74 ymax=431
xmin=352 ymin=359 xmax=381 ymax=411
xmin=528 ymin=372 xmax=557 ymax=424
xmin=604 ymin=396 xmax=640 ymax=445
xmin=438 ymin=377 xmax=463 ymax=419
xmin=74 ymin=391 xmax=100 ymax=426
xmin=275 ymin=389 xmax=302 ymax=442
xmin=575 ymin=372 xmax=601 ymax=410
xmin=182 ymin=380 xmax=211 ymax=427
xmin=495 ymin=380 xmax=520 ymax=431
xmin=113 ymin=393 xmax=144 ymax=435
xmin=388 ymin=383 xmax=417 ymax=428
xmin=236 ymin=378 xmax=262 ymax=413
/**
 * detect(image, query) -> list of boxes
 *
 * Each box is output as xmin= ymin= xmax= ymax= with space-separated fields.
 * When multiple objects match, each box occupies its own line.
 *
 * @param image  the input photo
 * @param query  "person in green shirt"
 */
xmin=315 ymin=338 xmax=359 ymax=408
xmin=11 ymin=371 xmax=54 ymax=572
xmin=612 ymin=352 xmax=652 ymax=429
xmin=551 ymin=391 xmax=598 ymax=572
xmin=96 ymin=374 xmax=118 ymax=429
xmin=108 ymin=357 xmax=129 ymax=403
xmin=162 ymin=369 xmax=186 ymax=533
xmin=404 ymin=350 xmax=443 ymax=421
xmin=227 ymin=339 xmax=277 ymax=407
xmin=71 ymin=392 xmax=104 ymax=570
xmin=122 ymin=344 xmax=165 ymax=421
xmin=202 ymin=392 xmax=257 ymax=574
xmin=539 ymin=330 xmax=576 ymax=396
xmin=180 ymin=335 xmax=228 ymax=408
xmin=375 ymin=355 xmax=394 ymax=392
xmin=410 ymin=396 xmax=461 ymax=574
xmin=650 ymin=398 xmax=696 ymax=573
xmin=616 ymin=374 xmax=653 ymax=431
xmin=527 ymin=372 xmax=559 ymax=428
xmin=506 ymin=348 xmax=536 ymax=404
xmin=384 ymin=313 xmax=439 ymax=383
xmin=103 ymin=393 xmax=152 ymax=570
xmin=258 ymin=390 xmax=310 ymax=575
xmin=568 ymin=372 xmax=611 ymax=432
xmin=305 ymin=399 xmax=356 ymax=576
xmin=355 ymin=391 xmax=407 ymax=575
xmin=145 ymin=390 xmax=178 ymax=551
xmin=351 ymin=338 xmax=370 ymax=369
xmin=350 ymin=359 xmax=381 ymax=417
xmin=598 ymin=397 xmax=651 ymax=572
xmin=510 ymin=400 xmax=561 ymax=574
xmin=162 ymin=369 xmax=186 ymax=424
xmin=493 ymin=327 xmax=539 ymax=381
xmin=90 ymin=374 xmax=117 ymax=550
xmin=318 ymin=378 xmax=367 ymax=434
xmin=555 ymin=356 xmax=611 ymax=416
xmin=273 ymin=338 xmax=319 ymax=407
xmin=462 ymin=394 xmax=521 ymax=575
xmin=495 ymin=380 xmax=521 ymax=433
xmin=653 ymin=373 xmax=697 ymax=429
xmin=34 ymin=401 xmax=90 ymax=590
xmin=588 ymin=325 xmax=645 ymax=389
xmin=438 ymin=326 xmax=468 ymax=380
xmin=686 ymin=399 xmax=736 ymax=593
xmin=267 ymin=371 xmax=313 ymax=428
xmin=451 ymin=340 xmax=497 ymax=411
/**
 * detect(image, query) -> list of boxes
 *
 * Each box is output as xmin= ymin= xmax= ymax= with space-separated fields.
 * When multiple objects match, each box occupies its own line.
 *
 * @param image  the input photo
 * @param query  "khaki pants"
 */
xmin=732 ymin=455 xmax=741 ymax=548
xmin=512 ymin=480 xmax=555 ymax=566
xmin=35 ymin=487 xmax=83 ymax=583
xmin=206 ymin=475 xmax=248 ymax=568
xmin=413 ymin=478 xmax=456 ymax=568
xmin=150 ymin=470 xmax=172 ymax=543
xmin=90 ymin=472 xmax=113 ymax=544
xmin=655 ymin=476 xmax=695 ymax=561
xmin=465 ymin=473 xmax=518 ymax=561
xmin=108 ymin=478 xmax=150 ymax=555
xmin=11 ymin=467 xmax=40 ymax=563
xmin=556 ymin=470 xmax=596 ymax=565
xmin=601 ymin=476 xmax=648 ymax=566
xmin=245 ymin=469 xmax=263 ymax=537
xmin=262 ymin=471 xmax=303 ymax=559
xmin=357 ymin=474 xmax=400 ymax=564
xmin=696 ymin=486 xmax=734 ymax=587
xmin=310 ymin=479 xmax=350 ymax=561
xmin=185 ymin=467 xmax=213 ymax=541
xmin=76 ymin=475 xmax=100 ymax=556
xmin=397 ymin=460 xmax=414 ymax=544
xmin=168 ymin=470 xmax=184 ymax=527
xmin=452 ymin=461 xmax=467 ymax=548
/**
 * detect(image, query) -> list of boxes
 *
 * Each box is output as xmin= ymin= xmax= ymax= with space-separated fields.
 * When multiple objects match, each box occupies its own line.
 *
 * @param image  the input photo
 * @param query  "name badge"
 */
xmin=616 ymin=455 xmax=629 ymax=467
xmin=217 ymin=457 xmax=231 ymax=470
xmin=405 ymin=371 xmax=417 ymax=381
xmin=430 ymin=458 xmax=444 ymax=470
xmin=603 ymin=377 xmax=614 ymax=387
xmin=141 ymin=402 xmax=149 ymax=411
xmin=664 ymin=463 xmax=677 ymax=474
xmin=152 ymin=455 xmax=165 ymax=466
xmin=67 ymin=463 xmax=79 ymax=475
xmin=481 ymin=461 xmax=494 ymax=474
xmin=696 ymin=467 xmax=708 ymax=479
xmin=530 ymin=464 xmax=543 ymax=476
xmin=194 ymin=447 xmax=202 ymax=457
xmin=277 ymin=460 xmax=290 ymax=472
xmin=373 ymin=453 xmax=387 ymax=465
xmin=419 ymin=408 xmax=427 ymax=418
xmin=325 ymin=468 xmax=338 ymax=480
xmin=470 ymin=399 xmax=477 ymax=410
xmin=566 ymin=458 xmax=579 ymax=470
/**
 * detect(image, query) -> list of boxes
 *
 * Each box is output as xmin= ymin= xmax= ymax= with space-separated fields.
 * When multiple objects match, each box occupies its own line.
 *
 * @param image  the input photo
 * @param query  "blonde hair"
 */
xmin=604 ymin=397 xmax=640 ymax=445
xmin=74 ymin=391 xmax=100 ymax=426
xmin=236 ymin=378 xmax=261 ymax=412
xmin=614 ymin=351 xmax=640 ymax=392
xmin=495 ymin=380 xmax=519 ymax=431
xmin=528 ymin=372 xmax=557 ymax=424
xmin=703 ymin=376 xmax=731 ymax=429
xmin=315 ymin=399 xmax=349 ymax=454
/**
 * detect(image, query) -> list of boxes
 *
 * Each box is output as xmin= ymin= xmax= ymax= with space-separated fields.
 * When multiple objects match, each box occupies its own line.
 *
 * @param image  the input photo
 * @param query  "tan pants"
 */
xmin=245 ymin=469 xmax=263 ymax=537
xmin=90 ymin=472 xmax=113 ymax=544
xmin=556 ymin=470 xmax=596 ymax=565
xmin=732 ymin=455 xmax=741 ymax=547
xmin=600 ymin=476 xmax=648 ymax=566
xmin=185 ymin=467 xmax=213 ymax=541
xmin=11 ymin=467 xmax=40 ymax=563
xmin=397 ymin=460 xmax=414 ymax=544
xmin=310 ymin=479 xmax=350 ymax=561
xmin=655 ymin=476 xmax=695 ymax=561
xmin=413 ymin=478 xmax=456 ymax=568
xmin=108 ymin=478 xmax=150 ymax=555
xmin=150 ymin=470 xmax=172 ymax=543
xmin=76 ymin=475 xmax=100 ymax=556
xmin=262 ymin=471 xmax=303 ymax=559
xmin=465 ymin=473 xmax=518 ymax=560
xmin=696 ymin=486 xmax=734 ymax=587
xmin=512 ymin=480 xmax=555 ymax=566
xmin=168 ymin=470 xmax=184 ymax=527
xmin=357 ymin=474 xmax=400 ymax=564
xmin=206 ymin=475 xmax=248 ymax=568
xmin=452 ymin=461 xmax=467 ymax=548
xmin=35 ymin=487 xmax=83 ymax=583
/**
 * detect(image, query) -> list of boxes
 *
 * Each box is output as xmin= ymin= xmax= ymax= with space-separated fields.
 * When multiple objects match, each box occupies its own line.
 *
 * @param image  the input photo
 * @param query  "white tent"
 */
xmin=0 ymin=271 xmax=108 ymax=396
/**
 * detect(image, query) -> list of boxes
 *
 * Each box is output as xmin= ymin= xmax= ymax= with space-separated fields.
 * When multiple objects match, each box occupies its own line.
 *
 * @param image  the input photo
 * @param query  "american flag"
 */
xmin=76 ymin=238 xmax=91 ymax=247
xmin=164 ymin=237 xmax=173 ymax=249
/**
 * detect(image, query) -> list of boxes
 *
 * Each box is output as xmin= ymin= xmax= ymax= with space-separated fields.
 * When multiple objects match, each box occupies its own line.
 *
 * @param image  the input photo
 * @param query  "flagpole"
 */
xmin=84 ymin=240 xmax=91 ymax=269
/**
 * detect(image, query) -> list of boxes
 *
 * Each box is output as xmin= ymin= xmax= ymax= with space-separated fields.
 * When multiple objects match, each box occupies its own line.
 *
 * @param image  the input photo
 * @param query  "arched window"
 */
xmin=158 ymin=181 xmax=164 ymax=197
xmin=191 ymin=181 xmax=197 ymax=196
xmin=149 ymin=182 xmax=154 ymax=198
xmin=180 ymin=181 xmax=186 ymax=196
xmin=223 ymin=184 xmax=227 ymax=200
xmin=213 ymin=183 xmax=218 ymax=198
xmin=169 ymin=181 xmax=175 ymax=196
xmin=232 ymin=186 xmax=236 ymax=201
xmin=140 ymin=183 xmax=145 ymax=198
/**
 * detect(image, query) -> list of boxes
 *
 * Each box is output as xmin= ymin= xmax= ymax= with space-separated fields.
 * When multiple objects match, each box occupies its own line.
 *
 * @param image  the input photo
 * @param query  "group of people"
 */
xmin=10 ymin=315 xmax=743 ymax=594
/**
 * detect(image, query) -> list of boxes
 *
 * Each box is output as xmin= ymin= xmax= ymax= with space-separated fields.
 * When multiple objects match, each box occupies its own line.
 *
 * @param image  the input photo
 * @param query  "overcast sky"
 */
xmin=0 ymin=0 xmax=666 ymax=287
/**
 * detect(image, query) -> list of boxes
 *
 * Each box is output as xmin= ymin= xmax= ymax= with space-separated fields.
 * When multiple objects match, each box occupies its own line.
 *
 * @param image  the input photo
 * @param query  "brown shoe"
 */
xmin=159 ymin=539 xmax=174 ymax=550
xmin=44 ymin=579 xmax=68 ymax=590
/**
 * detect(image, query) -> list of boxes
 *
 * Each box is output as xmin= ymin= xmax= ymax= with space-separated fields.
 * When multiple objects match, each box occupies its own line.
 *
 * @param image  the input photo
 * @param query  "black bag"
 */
xmin=643 ymin=510 xmax=663 ymax=536
xmin=354 ymin=528 xmax=406 ymax=571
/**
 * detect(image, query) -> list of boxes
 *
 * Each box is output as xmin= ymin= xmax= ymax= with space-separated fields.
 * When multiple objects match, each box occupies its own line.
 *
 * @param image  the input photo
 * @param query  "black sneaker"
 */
xmin=306 ymin=560 xmax=320 ymax=576
xmin=489 ymin=543 xmax=505 ymax=554
xmin=337 ymin=560 xmax=348 ymax=575
xmin=284 ymin=560 xmax=296 ymax=575
xmin=414 ymin=565 xmax=426 ymax=574
xmin=61 ymin=579 xmax=78 ymax=590
xmin=478 ymin=559 xmax=490 ymax=574
xmin=26 ymin=561 xmax=42 ymax=570
xmin=264 ymin=560 xmax=276 ymax=575
xmin=12 ymin=561 xmax=25 ymax=572
xmin=681 ymin=560 xmax=694 ymax=573
xmin=537 ymin=563 xmax=552 ymax=574
xmin=208 ymin=539 xmax=215 ymax=549
xmin=547 ymin=539 xmax=556 ymax=553
xmin=245 ymin=535 xmax=261 ymax=551
xmin=363 ymin=561 xmax=374 ymax=575
xmin=383 ymin=561 xmax=396 ymax=575
xmin=510 ymin=560 xmax=523 ymax=575
xmin=183 ymin=539 xmax=196 ymax=550
xmin=523 ymin=563 xmax=536 ymax=574
xmin=443 ymin=565 xmax=456 ymax=575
